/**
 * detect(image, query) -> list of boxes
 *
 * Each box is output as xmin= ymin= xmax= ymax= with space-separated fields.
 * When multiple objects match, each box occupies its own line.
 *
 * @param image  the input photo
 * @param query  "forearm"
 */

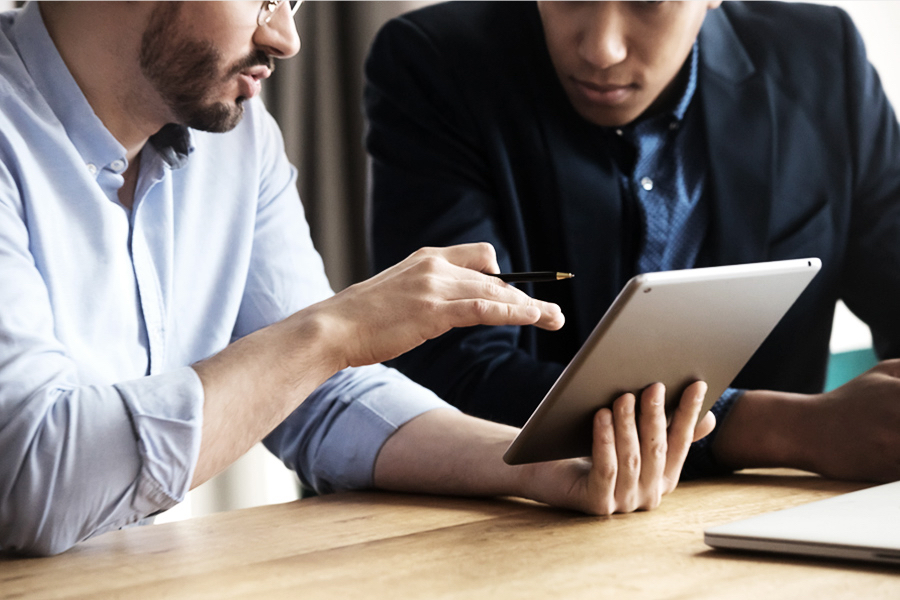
xmin=191 ymin=312 xmax=343 ymax=488
xmin=373 ymin=408 xmax=527 ymax=498
xmin=193 ymin=244 xmax=562 ymax=489
xmin=710 ymin=389 xmax=819 ymax=472
xmin=374 ymin=383 xmax=712 ymax=516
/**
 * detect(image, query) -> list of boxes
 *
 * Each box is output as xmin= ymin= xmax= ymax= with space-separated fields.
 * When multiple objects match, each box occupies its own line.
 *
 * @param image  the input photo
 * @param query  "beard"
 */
xmin=138 ymin=2 xmax=274 ymax=133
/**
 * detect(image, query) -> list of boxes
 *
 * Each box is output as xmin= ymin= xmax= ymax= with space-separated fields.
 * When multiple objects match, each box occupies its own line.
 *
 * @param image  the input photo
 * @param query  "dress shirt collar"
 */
xmin=11 ymin=2 xmax=192 ymax=172
xmin=629 ymin=41 xmax=699 ymax=132
xmin=671 ymin=42 xmax=699 ymax=123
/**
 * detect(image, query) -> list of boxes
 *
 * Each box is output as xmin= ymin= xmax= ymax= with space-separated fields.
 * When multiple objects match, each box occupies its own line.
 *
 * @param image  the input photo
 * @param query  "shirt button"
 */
xmin=86 ymin=163 xmax=98 ymax=175
xmin=615 ymin=128 xmax=624 ymax=136
xmin=110 ymin=159 xmax=126 ymax=172
xmin=641 ymin=177 xmax=654 ymax=191
xmin=669 ymin=121 xmax=680 ymax=131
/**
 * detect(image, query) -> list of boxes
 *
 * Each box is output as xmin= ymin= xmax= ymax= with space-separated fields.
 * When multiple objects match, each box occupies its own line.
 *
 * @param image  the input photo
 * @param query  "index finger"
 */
xmin=662 ymin=381 xmax=707 ymax=487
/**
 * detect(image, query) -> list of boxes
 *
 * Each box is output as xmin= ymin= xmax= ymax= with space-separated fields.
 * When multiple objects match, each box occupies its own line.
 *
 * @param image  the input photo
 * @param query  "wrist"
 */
xmin=711 ymin=389 xmax=821 ymax=471
xmin=278 ymin=303 xmax=352 ymax=376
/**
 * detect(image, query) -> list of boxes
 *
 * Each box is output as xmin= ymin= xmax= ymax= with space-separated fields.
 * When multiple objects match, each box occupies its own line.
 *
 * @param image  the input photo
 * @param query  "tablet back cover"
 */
xmin=503 ymin=258 xmax=821 ymax=465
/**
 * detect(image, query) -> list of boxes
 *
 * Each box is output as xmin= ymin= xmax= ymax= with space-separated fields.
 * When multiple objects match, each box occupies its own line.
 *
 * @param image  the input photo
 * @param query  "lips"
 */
xmin=237 ymin=66 xmax=272 ymax=100
xmin=570 ymin=77 xmax=637 ymax=106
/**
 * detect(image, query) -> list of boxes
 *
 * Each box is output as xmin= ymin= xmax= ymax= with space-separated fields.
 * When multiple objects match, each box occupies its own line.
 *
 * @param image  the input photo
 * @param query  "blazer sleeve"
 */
xmin=364 ymin=15 xmax=564 ymax=427
xmin=836 ymin=9 xmax=900 ymax=359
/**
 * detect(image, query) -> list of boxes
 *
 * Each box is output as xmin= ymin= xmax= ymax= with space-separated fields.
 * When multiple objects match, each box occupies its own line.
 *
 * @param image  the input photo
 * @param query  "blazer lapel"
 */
xmin=524 ymin=4 xmax=630 ymax=342
xmin=550 ymin=129 xmax=628 ymax=341
xmin=699 ymin=8 xmax=775 ymax=267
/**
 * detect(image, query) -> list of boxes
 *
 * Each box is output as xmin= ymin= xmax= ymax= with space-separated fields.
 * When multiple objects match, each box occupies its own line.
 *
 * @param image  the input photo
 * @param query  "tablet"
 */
xmin=503 ymin=258 xmax=821 ymax=465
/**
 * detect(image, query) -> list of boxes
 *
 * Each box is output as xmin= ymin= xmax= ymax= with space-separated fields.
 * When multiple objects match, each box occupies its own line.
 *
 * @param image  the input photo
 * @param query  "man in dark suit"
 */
xmin=365 ymin=1 xmax=900 ymax=481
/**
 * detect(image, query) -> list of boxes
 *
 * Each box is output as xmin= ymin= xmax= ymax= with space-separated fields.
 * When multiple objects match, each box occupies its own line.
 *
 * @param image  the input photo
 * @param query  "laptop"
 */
xmin=705 ymin=480 xmax=900 ymax=565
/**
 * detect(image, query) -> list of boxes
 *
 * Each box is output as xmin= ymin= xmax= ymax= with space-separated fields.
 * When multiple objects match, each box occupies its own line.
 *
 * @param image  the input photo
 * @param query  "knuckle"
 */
xmin=417 ymin=272 xmax=441 ymax=296
xmin=419 ymin=255 xmax=444 ymax=272
xmin=423 ymin=297 xmax=443 ymax=315
xmin=662 ymin=475 xmax=679 ymax=495
xmin=481 ymin=277 xmax=505 ymax=298
xmin=596 ymin=461 xmax=617 ymax=482
xmin=598 ymin=426 xmax=616 ymax=446
xmin=410 ymin=246 xmax=437 ymax=260
xmin=617 ymin=492 xmax=638 ymax=514
xmin=648 ymin=439 xmax=667 ymax=460
xmin=592 ymin=497 xmax=616 ymax=517
xmin=638 ymin=487 xmax=662 ymax=511
xmin=642 ymin=496 xmax=662 ymax=512
xmin=469 ymin=298 xmax=492 ymax=319
xmin=475 ymin=241 xmax=496 ymax=261
xmin=622 ymin=452 xmax=640 ymax=473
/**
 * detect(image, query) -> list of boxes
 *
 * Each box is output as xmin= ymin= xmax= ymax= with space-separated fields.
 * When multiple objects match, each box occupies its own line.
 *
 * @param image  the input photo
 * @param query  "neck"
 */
xmin=642 ymin=52 xmax=694 ymax=124
xmin=39 ymin=1 xmax=171 ymax=165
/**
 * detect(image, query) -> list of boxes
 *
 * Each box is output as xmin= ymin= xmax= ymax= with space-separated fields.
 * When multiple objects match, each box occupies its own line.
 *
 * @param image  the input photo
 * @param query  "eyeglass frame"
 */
xmin=257 ymin=0 xmax=302 ymax=27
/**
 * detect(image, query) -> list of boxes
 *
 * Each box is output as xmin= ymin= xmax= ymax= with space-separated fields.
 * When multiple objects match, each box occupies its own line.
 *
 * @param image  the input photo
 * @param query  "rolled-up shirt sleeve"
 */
xmin=265 ymin=365 xmax=451 ymax=494
xmin=238 ymin=109 xmax=454 ymax=495
xmin=113 ymin=369 xmax=204 ymax=515
xmin=0 ymin=174 xmax=203 ymax=556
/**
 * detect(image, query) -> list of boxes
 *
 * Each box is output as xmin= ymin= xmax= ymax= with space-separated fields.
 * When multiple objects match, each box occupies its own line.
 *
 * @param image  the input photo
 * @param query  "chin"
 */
xmin=565 ymin=95 xmax=644 ymax=128
xmin=579 ymin=110 xmax=640 ymax=128
xmin=184 ymin=101 xmax=245 ymax=133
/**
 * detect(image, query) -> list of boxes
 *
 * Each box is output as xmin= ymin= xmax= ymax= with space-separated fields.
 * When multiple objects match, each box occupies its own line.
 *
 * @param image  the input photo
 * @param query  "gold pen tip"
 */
xmin=558 ymin=272 xmax=574 ymax=280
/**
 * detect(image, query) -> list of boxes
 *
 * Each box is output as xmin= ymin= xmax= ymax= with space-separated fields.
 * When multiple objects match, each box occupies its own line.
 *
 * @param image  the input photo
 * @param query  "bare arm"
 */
xmin=190 ymin=243 xmax=564 ymax=488
xmin=375 ymin=382 xmax=715 ymax=514
xmin=711 ymin=359 xmax=900 ymax=482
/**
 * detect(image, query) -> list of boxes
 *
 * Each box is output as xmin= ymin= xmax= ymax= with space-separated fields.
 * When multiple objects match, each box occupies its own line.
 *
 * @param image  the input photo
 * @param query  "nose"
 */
xmin=579 ymin=5 xmax=627 ymax=70
xmin=254 ymin=3 xmax=302 ymax=59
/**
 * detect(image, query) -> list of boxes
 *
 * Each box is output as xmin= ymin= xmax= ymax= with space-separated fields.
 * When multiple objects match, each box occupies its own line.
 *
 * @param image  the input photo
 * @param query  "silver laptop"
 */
xmin=705 ymin=480 xmax=900 ymax=565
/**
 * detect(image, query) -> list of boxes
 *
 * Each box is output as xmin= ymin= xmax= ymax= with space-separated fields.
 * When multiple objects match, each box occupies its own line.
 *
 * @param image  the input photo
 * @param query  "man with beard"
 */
xmin=366 ymin=2 xmax=900 ymax=483
xmin=0 ymin=1 xmax=714 ymax=556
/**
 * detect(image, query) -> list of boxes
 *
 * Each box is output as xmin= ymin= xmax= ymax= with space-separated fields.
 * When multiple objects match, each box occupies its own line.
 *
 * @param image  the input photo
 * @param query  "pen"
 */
xmin=492 ymin=271 xmax=574 ymax=283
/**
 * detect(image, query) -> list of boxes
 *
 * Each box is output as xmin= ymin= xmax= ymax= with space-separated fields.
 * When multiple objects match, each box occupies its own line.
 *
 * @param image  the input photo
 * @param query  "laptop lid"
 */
xmin=705 ymin=480 xmax=900 ymax=565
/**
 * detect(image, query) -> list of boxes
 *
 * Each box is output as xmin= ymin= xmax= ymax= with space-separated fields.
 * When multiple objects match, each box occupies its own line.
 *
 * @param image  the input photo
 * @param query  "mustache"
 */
xmin=227 ymin=50 xmax=275 ymax=77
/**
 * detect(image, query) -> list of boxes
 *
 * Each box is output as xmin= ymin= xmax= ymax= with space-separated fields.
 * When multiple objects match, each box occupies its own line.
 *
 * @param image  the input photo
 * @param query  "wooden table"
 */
xmin=2 ymin=470 xmax=898 ymax=599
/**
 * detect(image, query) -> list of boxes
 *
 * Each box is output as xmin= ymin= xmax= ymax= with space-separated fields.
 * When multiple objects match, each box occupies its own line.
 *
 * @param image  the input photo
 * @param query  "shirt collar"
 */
xmin=614 ymin=41 xmax=700 ymax=136
xmin=671 ymin=42 xmax=700 ymax=122
xmin=149 ymin=124 xmax=193 ymax=170
xmin=11 ymin=2 xmax=192 ymax=172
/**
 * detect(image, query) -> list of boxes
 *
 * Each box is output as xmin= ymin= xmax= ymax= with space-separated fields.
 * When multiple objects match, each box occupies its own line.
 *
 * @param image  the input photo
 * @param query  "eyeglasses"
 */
xmin=257 ymin=0 xmax=302 ymax=27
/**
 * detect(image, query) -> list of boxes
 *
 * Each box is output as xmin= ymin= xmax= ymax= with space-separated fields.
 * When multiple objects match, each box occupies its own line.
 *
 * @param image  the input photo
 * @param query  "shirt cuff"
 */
xmin=680 ymin=387 xmax=744 ymax=480
xmin=114 ymin=366 xmax=204 ymax=516
xmin=264 ymin=364 xmax=451 ymax=494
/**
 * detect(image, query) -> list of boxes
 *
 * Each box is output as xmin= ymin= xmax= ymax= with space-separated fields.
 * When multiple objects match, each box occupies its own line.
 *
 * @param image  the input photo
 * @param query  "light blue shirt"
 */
xmin=0 ymin=3 xmax=447 ymax=556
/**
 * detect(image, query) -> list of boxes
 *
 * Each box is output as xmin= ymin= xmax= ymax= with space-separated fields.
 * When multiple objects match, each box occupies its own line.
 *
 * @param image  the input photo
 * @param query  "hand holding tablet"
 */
xmin=504 ymin=258 xmax=822 ymax=465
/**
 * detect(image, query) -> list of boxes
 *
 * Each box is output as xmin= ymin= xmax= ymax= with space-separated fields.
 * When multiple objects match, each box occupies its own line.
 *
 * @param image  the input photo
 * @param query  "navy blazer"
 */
xmin=365 ymin=1 xmax=900 ymax=428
